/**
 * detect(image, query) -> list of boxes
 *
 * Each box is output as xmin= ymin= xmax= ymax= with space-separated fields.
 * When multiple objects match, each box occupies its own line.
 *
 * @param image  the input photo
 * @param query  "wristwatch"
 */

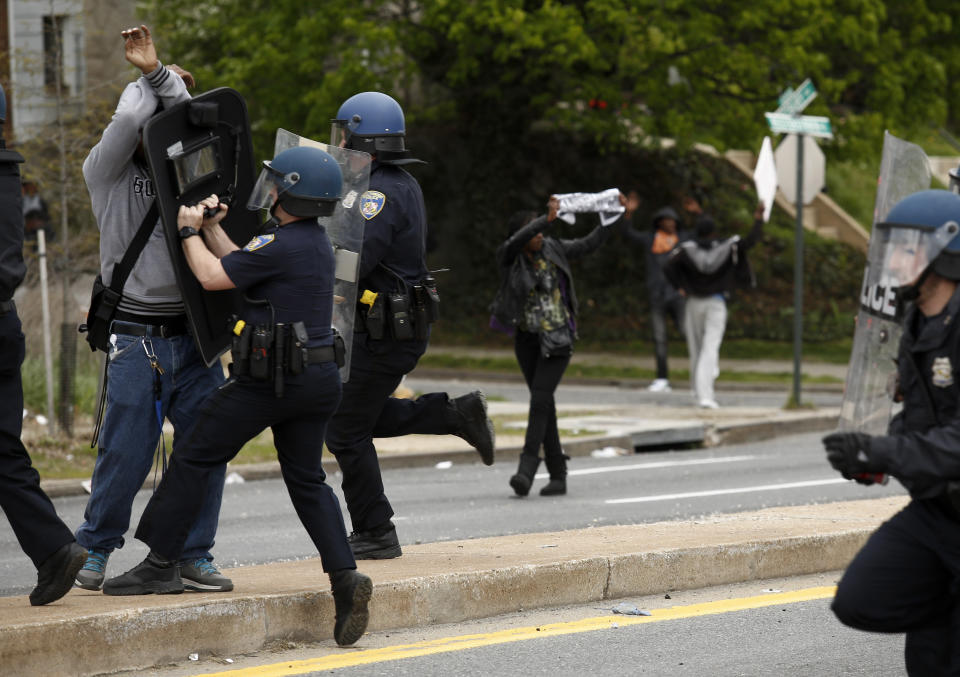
xmin=179 ymin=226 xmax=201 ymax=240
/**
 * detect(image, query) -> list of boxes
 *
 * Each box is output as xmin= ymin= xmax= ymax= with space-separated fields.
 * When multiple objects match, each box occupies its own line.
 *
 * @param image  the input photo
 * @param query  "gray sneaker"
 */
xmin=179 ymin=558 xmax=234 ymax=592
xmin=75 ymin=548 xmax=110 ymax=591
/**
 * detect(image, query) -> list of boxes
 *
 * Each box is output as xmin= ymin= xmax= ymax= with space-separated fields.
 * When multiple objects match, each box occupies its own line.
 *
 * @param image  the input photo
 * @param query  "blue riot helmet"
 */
xmin=330 ymin=91 xmax=406 ymax=154
xmin=247 ymin=146 xmax=342 ymax=218
xmin=876 ymin=190 xmax=960 ymax=298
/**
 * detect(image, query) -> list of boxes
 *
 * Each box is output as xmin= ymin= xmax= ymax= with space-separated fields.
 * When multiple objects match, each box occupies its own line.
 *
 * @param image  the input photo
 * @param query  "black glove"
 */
xmin=822 ymin=432 xmax=884 ymax=482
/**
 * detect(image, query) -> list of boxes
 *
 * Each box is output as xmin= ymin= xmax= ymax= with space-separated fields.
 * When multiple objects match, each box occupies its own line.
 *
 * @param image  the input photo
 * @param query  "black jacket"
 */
xmin=664 ymin=217 xmax=762 ymax=298
xmin=622 ymin=206 xmax=688 ymax=308
xmin=489 ymin=214 xmax=609 ymax=334
xmin=871 ymin=284 xmax=960 ymax=499
xmin=0 ymin=163 xmax=25 ymax=301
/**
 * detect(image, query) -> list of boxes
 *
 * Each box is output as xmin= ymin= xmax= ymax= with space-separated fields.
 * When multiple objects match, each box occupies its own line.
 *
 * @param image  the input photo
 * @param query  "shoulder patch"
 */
xmin=243 ymin=234 xmax=276 ymax=252
xmin=360 ymin=190 xmax=386 ymax=220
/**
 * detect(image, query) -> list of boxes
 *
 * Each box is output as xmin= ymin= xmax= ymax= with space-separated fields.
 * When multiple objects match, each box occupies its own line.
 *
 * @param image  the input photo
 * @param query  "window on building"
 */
xmin=43 ymin=15 xmax=65 ymax=92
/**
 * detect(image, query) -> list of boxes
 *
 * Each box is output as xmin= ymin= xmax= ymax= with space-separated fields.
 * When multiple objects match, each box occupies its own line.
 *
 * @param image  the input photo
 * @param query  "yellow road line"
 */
xmin=195 ymin=586 xmax=837 ymax=676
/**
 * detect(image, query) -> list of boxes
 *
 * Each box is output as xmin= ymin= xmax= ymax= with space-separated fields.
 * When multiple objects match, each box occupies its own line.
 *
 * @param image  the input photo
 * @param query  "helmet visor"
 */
xmin=871 ymin=221 xmax=958 ymax=289
xmin=246 ymin=161 xmax=301 ymax=211
xmin=330 ymin=117 xmax=359 ymax=149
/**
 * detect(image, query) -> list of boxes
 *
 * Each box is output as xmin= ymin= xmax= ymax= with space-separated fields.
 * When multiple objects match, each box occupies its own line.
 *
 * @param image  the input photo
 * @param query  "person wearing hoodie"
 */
xmin=621 ymin=192 xmax=690 ymax=393
xmin=664 ymin=202 xmax=764 ymax=408
xmin=73 ymin=25 xmax=231 ymax=594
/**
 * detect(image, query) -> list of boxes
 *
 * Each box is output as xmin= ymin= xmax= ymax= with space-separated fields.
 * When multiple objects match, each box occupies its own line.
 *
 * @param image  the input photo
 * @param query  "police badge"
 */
xmin=932 ymin=356 xmax=954 ymax=388
xmin=360 ymin=190 xmax=386 ymax=220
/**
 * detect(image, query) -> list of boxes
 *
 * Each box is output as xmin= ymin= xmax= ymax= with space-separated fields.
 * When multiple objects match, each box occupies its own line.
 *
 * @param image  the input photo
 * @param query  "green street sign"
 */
xmin=765 ymin=112 xmax=833 ymax=139
xmin=776 ymin=79 xmax=817 ymax=115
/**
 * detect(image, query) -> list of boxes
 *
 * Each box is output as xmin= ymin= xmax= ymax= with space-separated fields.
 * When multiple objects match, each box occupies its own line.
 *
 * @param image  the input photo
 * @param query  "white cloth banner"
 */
xmin=554 ymin=188 xmax=624 ymax=226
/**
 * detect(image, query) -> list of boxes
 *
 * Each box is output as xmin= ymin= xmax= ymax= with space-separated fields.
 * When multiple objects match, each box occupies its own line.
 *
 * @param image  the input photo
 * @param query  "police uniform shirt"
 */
xmin=221 ymin=219 xmax=335 ymax=348
xmin=357 ymin=161 xmax=429 ymax=293
xmin=0 ymin=167 xmax=25 ymax=300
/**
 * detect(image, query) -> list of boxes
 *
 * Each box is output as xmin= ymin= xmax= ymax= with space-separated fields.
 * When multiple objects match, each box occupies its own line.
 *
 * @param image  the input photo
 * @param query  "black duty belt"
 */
xmin=111 ymin=313 xmax=189 ymax=338
xmin=307 ymin=345 xmax=337 ymax=364
xmin=0 ymin=299 xmax=14 ymax=315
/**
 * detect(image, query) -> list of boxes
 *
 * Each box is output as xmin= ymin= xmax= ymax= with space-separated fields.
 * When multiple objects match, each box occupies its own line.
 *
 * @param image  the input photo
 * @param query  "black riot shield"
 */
xmin=141 ymin=87 xmax=259 ymax=367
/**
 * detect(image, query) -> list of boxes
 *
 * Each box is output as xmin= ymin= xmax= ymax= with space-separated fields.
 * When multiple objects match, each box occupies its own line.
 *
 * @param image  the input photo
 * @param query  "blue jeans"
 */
xmin=75 ymin=327 xmax=226 ymax=561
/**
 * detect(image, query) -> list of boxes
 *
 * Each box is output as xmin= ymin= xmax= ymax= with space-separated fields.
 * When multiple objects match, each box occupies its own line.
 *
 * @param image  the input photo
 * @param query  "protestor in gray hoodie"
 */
xmin=73 ymin=25 xmax=232 ymax=595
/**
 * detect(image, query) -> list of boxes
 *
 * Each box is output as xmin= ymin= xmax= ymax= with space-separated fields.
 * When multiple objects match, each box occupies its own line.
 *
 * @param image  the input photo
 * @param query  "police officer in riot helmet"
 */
xmin=823 ymin=189 xmax=960 ymax=675
xmin=0 ymin=82 xmax=88 ymax=606
xmin=326 ymin=92 xmax=495 ymax=560
xmin=103 ymin=146 xmax=372 ymax=647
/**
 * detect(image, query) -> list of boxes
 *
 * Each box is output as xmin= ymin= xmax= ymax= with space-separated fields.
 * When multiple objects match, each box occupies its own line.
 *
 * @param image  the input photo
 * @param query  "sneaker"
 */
xmin=647 ymin=379 xmax=671 ymax=393
xmin=699 ymin=399 xmax=720 ymax=409
xmin=102 ymin=553 xmax=184 ymax=596
xmin=331 ymin=569 xmax=372 ymax=646
xmin=451 ymin=391 xmax=495 ymax=465
xmin=179 ymin=558 xmax=234 ymax=592
xmin=348 ymin=521 xmax=402 ymax=560
xmin=75 ymin=547 xmax=110 ymax=591
xmin=31 ymin=542 xmax=87 ymax=606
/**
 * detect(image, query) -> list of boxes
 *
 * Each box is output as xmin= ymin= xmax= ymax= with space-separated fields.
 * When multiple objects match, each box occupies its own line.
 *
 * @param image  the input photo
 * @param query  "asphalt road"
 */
xmin=0 ymin=428 xmax=904 ymax=597
xmin=148 ymin=574 xmax=903 ymax=677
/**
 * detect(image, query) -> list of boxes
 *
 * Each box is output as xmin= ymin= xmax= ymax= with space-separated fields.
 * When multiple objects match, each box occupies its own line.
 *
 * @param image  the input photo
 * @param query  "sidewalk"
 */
xmin=2 ymin=497 xmax=905 ymax=677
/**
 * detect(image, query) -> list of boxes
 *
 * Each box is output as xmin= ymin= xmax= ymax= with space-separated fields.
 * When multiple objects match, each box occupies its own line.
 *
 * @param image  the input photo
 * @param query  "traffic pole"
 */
xmin=793 ymin=133 xmax=804 ymax=406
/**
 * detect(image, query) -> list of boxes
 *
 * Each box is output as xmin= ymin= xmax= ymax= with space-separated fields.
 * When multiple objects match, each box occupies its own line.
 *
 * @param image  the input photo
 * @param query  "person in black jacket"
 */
xmin=823 ymin=189 xmax=960 ymax=676
xmin=664 ymin=202 xmax=763 ymax=408
xmin=0 ymin=83 xmax=87 ymax=606
xmin=490 ymin=194 xmax=616 ymax=496
xmin=621 ymin=192 xmax=690 ymax=393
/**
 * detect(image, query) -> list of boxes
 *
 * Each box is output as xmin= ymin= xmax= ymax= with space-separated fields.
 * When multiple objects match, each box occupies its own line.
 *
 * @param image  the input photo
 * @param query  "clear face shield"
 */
xmin=246 ymin=162 xmax=301 ymax=213
xmin=330 ymin=118 xmax=355 ymax=149
xmin=868 ymin=222 xmax=956 ymax=298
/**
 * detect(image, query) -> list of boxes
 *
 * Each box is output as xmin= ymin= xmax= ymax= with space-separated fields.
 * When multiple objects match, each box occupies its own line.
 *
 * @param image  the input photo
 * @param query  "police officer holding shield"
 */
xmin=103 ymin=145 xmax=372 ymax=646
xmin=0 ymin=83 xmax=87 ymax=606
xmin=326 ymin=92 xmax=495 ymax=560
xmin=823 ymin=189 xmax=960 ymax=675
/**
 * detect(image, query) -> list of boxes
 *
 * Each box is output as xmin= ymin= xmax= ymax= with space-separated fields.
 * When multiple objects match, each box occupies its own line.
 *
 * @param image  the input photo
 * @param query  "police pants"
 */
xmin=136 ymin=362 xmax=355 ymax=572
xmin=326 ymin=334 xmax=457 ymax=533
xmin=0 ymin=306 xmax=75 ymax=568
xmin=832 ymin=498 xmax=960 ymax=676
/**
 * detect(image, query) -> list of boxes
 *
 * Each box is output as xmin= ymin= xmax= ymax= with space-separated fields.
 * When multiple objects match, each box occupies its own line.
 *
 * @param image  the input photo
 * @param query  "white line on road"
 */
xmin=605 ymin=477 xmax=849 ymax=504
xmin=538 ymin=454 xmax=757 ymax=479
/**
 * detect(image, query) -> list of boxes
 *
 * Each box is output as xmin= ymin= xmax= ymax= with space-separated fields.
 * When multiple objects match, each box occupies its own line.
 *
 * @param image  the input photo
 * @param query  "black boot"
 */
xmin=348 ymin=520 xmax=402 ymax=560
xmin=330 ymin=568 xmax=373 ymax=646
xmin=449 ymin=391 xmax=496 ymax=465
xmin=102 ymin=551 xmax=183 ymax=596
xmin=509 ymin=454 xmax=540 ymax=497
xmin=540 ymin=453 xmax=568 ymax=496
xmin=30 ymin=542 xmax=86 ymax=606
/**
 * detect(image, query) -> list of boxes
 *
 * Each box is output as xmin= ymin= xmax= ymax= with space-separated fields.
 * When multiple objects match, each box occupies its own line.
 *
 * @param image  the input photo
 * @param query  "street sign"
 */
xmin=776 ymin=78 xmax=817 ymax=115
xmin=765 ymin=112 xmax=833 ymax=139
xmin=775 ymin=134 xmax=825 ymax=205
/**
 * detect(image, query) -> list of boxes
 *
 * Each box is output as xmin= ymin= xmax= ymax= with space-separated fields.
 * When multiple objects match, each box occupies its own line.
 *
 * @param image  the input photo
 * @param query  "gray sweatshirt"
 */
xmin=83 ymin=64 xmax=189 ymax=316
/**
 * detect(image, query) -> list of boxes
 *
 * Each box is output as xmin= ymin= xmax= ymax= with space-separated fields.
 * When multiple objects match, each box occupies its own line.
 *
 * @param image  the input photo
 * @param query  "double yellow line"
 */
xmin=196 ymin=586 xmax=836 ymax=676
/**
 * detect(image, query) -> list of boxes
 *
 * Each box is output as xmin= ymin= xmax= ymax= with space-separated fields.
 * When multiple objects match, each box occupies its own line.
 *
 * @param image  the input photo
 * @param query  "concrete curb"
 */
xmin=0 ymin=497 xmax=906 ymax=676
